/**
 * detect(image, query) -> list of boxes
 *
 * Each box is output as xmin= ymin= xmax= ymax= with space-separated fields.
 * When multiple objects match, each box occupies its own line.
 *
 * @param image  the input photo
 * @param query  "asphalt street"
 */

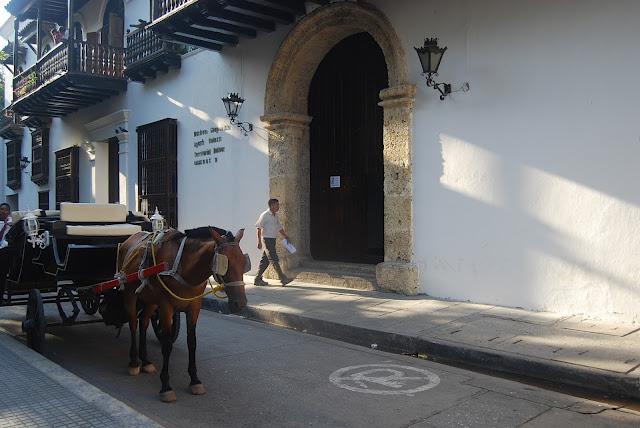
xmin=1 ymin=304 xmax=639 ymax=428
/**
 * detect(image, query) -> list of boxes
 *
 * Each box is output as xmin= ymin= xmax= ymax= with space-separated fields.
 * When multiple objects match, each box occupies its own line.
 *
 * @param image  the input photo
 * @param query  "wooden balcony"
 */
xmin=149 ymin=0 xmax=326 ymax=51
xmin=125 ymin=26 xmax=182 ymax=83
xmin=5 ymin=0 xmax=90 ymax=23
xmin=11 ymin=41 xmax=127 ymax=117
xmin=0 ymin=108 xmax=23 ymax=139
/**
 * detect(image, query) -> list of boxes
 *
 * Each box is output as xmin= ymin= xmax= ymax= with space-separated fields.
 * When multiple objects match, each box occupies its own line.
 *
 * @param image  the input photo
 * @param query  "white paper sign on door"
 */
xmin=330 ymin=176 xmax=341 ymax=188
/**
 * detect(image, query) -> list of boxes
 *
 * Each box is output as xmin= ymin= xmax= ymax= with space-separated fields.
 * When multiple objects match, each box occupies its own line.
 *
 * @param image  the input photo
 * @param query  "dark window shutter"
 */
xmin=55 ymin=146 xmax=79 ymax=209
xmin=137 ymin=118 xmax=178 ymax=228
xmin=38 ymin=191 xmax=49 ymax=211
xmin=108 ymin=14 xmax=124 ymax=48
xmin=31 ymin=128 xmax=49 ymax=185
xmin=5 ymin=139 xmax=21 ymax=190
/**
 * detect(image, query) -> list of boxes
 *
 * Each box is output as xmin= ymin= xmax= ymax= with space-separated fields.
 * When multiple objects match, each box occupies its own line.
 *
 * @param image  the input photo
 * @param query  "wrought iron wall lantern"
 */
xmin=415 ymin=38 xmax=469 ymax=101
xmin=20 ymin=156 xmax=31 ymax=170
xmin=222 ymin=93 xmax=253 ymax=136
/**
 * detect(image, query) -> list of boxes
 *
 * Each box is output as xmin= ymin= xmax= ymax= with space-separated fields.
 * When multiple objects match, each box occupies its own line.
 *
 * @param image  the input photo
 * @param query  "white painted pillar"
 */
xmin=116 ymin=132 xmax=129 ymax=209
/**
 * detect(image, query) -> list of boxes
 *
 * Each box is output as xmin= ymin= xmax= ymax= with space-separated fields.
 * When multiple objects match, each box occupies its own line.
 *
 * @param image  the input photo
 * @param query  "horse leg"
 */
xmin=139 ymin=304 xmax=157 ymax=374
xmin=187 ymin=306 xmax=205 ymax=395
xmin=158 ymin=304 xmax=177 ymax=402
xmin=125 ymin=291 xmax=141 ymax=376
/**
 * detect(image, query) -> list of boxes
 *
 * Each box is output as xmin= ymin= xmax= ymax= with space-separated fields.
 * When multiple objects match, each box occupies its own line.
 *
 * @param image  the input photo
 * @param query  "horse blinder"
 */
xmin=212 ymin=253 xmax=228 ymax=276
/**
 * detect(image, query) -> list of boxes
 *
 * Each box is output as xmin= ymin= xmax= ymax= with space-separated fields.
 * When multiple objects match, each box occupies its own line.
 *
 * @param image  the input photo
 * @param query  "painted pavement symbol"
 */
xmin=329 ymin=363 xmax=440 ymax=395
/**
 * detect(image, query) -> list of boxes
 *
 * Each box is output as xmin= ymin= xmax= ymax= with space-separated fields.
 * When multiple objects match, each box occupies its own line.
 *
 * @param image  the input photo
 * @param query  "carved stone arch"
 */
xmin=261 ymin=2 xmax=418 ymax=294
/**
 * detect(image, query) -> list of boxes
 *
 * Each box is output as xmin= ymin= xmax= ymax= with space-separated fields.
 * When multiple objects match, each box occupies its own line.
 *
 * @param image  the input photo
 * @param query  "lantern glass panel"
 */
xmin=430 ymin=50 xmax=444 ymax=74
xmin=222 ymin=93 xmax=245 ymax=121
xmin=23 ymin=215 xmax=39 ymax=236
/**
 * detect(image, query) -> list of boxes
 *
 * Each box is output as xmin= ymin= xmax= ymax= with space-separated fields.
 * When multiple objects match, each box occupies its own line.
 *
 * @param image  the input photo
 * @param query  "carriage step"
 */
xmin=291 ymin=261 xmax=379 ymax=291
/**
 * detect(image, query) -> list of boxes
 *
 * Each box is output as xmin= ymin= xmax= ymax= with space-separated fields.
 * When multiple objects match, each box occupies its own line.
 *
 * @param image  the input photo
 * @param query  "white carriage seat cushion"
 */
xmin=11 ymin=210 xmax=41 ymax=223
xmin=45 ymin=210 xmax=61 ymax=217
xmin=60 ymin=203 xmax=127 ymax=223
xmin=66 ymin=223 xmax=142 ymax=236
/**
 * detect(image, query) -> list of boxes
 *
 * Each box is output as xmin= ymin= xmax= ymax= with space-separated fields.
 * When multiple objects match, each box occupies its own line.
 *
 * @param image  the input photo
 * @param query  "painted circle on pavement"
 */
xmin=329 ymin=363 xmax=440 ymax=395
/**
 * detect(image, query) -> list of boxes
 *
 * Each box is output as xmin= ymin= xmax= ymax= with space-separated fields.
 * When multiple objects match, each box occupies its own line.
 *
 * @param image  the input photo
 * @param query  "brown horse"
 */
xmin=117 ymin=227 xmax=248 ymax=402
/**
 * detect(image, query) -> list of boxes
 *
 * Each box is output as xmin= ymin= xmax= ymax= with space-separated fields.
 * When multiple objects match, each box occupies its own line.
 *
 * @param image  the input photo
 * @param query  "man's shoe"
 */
xmin=254 ymin=279 xmax=269 ymax=286
xmin=280 ymin=276 xmax=293 ymax=286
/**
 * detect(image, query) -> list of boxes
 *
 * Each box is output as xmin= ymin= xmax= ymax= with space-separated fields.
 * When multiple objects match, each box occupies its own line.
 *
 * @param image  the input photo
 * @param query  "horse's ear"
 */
xmin=210 ymin=228 xmax=225 ymax=244
xmin=234 ymin=229 xmax=245 ymax=243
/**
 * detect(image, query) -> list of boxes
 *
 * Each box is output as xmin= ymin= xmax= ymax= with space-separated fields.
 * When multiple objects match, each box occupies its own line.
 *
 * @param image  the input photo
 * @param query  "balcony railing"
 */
xmin=77 ymin=41 xmax=125 ymax=77
xmin=153 ymin=0 xmax=191 ymax=20
xmin=148 ymin=0 xmax=304 ymax=51
xmin=126 ymin=26 xmax=181 ymax=67
xmin=12 ymin=41 xmax=125 ymax=102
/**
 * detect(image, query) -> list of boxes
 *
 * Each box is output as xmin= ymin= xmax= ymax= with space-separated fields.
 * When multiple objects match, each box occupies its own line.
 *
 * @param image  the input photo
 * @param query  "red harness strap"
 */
xmin=91 ymin=262 xmax=168 ymax=294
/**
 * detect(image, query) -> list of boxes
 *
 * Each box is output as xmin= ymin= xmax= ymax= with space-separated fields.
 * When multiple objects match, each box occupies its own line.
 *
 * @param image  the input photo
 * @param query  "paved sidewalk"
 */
xmin=0 ymin=332 xmax=161 ymax=428
xmin=205 ymin=276 xmax=640 ymax=401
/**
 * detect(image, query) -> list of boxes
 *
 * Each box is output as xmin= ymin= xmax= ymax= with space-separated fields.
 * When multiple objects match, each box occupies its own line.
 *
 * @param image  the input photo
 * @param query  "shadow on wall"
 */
xmin=419 ymin=133 xmax=640 ymax=320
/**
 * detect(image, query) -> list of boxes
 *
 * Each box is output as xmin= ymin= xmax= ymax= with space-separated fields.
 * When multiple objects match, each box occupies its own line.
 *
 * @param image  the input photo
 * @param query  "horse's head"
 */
xmin=210 ymin=228 xmax=248 ymax=313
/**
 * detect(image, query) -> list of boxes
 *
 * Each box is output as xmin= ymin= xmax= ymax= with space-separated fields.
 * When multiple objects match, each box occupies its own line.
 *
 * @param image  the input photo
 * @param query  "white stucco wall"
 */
xmin=3 ymin=0 xmax=639 ymax=322
xmin=371 ymin=0 xmax=640 ymax=322
xmin=121 ymin=20 xmax=289 ymax=272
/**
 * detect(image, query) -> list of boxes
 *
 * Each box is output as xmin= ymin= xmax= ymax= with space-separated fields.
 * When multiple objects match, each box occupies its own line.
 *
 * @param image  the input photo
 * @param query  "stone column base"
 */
xmin=376 ymin=262 xmax=419 ymax=295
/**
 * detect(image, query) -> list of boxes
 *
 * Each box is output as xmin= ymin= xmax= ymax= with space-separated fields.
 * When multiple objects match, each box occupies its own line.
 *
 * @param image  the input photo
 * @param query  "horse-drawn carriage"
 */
xmin=0 ymin=202 xmax=162 ymax=351
xmin=1 ymin=201 xmax=250 ymax=401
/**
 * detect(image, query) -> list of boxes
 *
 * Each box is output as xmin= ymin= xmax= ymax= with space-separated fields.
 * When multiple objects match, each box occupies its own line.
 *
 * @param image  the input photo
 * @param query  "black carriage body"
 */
xmin=5 ymin=211 xmax=151 ymax=292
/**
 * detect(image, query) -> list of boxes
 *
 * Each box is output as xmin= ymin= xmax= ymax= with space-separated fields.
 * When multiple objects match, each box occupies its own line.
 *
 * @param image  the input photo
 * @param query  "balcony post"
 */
xmin=13 ymin=16 xmax=19 ymax=76
xmin=67 ymin=0 xmax=75 ymax=71
xmin=36 ymin=0 xmax=42 ymax=58
xmin=150 ymin=0 xmax=155 ymax=22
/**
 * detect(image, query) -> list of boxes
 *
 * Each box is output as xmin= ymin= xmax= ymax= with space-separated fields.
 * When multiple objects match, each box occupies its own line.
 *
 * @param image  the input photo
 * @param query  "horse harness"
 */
xmin=121 ymin=231 xmax=250 ymax=297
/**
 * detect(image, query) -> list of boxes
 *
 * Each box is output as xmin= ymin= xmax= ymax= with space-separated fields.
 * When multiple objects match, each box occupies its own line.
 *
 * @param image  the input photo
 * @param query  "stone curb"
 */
xmin=0 ymin=332 xmax=163 ymax=428
xmin=202 ymin=298 xmax=640 ymax=401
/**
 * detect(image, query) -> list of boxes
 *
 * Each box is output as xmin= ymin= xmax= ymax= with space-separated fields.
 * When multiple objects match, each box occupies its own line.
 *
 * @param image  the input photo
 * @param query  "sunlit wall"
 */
xmin=376 ymin=0 xmax=640 ymax=322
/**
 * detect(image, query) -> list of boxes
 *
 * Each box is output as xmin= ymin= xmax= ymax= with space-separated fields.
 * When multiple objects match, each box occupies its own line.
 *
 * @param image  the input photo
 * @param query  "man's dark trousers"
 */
xmin=256 ymin=237 xmax=286 ymax=280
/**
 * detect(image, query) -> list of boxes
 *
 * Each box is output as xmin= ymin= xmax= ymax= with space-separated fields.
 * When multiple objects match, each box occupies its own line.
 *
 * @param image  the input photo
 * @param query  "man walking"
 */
xmin=254 ymin=198 xmax=293 ymax=286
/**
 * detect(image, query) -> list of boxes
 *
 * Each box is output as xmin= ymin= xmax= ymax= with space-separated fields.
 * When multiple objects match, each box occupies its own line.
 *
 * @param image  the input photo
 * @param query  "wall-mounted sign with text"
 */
xmin=192 ymin=125 xmax=231 ymax=167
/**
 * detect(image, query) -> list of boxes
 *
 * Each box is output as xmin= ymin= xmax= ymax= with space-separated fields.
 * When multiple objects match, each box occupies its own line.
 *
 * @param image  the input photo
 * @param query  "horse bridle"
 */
xmin=211 ymin=241 xmax=250 ymax=289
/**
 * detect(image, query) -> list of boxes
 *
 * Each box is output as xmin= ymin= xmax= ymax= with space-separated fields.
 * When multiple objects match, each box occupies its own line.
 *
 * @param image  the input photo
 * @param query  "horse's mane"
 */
xmin=172 ymin=226 xmax=234 ymax=242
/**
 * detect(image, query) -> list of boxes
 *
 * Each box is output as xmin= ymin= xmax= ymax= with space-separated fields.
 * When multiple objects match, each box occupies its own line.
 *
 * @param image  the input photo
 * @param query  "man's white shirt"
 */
xmin=0 ymin=217 xmax=12 ymax=239
xmin=255 ymin=209 xmax=282 ymax=239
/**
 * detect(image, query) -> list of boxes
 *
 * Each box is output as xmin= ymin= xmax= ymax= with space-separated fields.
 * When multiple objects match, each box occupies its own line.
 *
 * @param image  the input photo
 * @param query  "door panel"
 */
xmin=108 ymin=138 xmax=119 ymax=204
xmin=308 ymin=33 xmax=388 ymax=264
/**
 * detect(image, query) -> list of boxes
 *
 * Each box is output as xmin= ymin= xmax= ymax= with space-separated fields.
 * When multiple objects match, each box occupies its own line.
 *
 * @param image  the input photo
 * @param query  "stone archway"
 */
xmin=261 ymin=2 xmax=418 ymax=294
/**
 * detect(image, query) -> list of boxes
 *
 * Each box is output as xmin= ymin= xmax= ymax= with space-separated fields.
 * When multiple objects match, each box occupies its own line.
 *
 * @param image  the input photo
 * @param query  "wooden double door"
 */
xmin=309 ymin=33 xmax=388 ymax=264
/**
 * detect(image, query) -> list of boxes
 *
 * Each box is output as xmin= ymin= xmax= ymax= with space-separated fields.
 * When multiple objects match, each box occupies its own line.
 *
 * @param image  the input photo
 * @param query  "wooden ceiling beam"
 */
xmin=165 ymin=33 xmax=224 ymax=51
xmin=224 ymin=0 xmax=294 ymax=24
xmin=168 ymin=22 xmax=239 ymax=45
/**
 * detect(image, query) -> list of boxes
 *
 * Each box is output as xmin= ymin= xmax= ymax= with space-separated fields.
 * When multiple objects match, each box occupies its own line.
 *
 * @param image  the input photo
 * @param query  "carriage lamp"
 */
xmin=22 ymin=210 xmax=49 ymax=249
xmin=414 ymin=38 xmax=470 ymax=101
xmin=222 ymin=92 xmax=253 ymax=136
xmin=150 ymin=207 xmax=166 ymax=233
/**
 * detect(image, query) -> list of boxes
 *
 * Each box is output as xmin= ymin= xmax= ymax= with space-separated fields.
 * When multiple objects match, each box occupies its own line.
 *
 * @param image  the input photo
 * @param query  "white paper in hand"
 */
xmin=282 ymin=239 xmax=297 ymax=254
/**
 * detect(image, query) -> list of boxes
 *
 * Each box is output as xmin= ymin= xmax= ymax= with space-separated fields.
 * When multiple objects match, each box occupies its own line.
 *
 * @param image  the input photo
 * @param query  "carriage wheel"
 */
xmin=22 ymin=289 xmax=46 ymax=353
xmin=150 ymin=310 xmax=180 ymax=343
xmin=79 ymin=292 xmax=101 ymax=315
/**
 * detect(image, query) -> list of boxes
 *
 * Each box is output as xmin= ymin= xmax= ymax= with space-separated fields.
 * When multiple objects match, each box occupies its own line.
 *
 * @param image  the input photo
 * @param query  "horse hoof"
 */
xmin=190 ymin=383 xmax=206 ymax=395
xmin=141 ymin=363 xmax=157 ymax=374
xmin=160 ymin=390 xmax=177 ymax=403
xmin=128 ymin=366 xmax=141 ymax=376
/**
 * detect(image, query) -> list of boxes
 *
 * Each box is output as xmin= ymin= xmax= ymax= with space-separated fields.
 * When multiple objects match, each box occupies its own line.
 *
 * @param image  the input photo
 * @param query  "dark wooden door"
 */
xmin=137 ymin=118 xmax=178 ymax=228
xmin=309 ymin=33 xmax=388 ymax=264
xmin=55 ymin=146 xmax=79 ymax=209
